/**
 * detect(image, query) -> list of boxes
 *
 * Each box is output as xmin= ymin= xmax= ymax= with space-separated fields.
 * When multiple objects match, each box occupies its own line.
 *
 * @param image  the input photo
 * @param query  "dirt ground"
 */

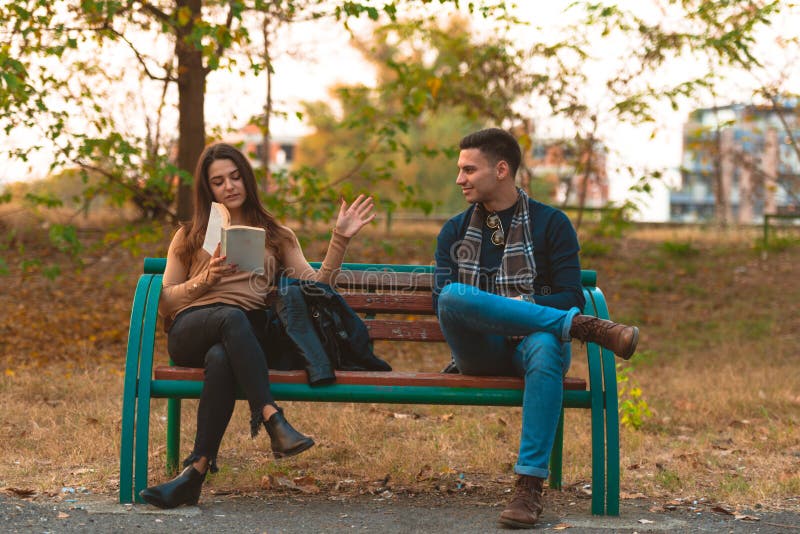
xmin=2 ymin=221 xmax=799 ymax=528
xmin=2 ymin=488 xmax=799 ymax=533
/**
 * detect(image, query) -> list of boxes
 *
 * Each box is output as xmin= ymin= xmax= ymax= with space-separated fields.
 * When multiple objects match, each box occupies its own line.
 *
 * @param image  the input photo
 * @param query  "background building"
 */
xmin=671 ymin=100 xmax=800 ymax=223
xmin=227 ymin=123 xmax=298 ymax=172
xmin=525 ymin=139 xmax=610 ymax=208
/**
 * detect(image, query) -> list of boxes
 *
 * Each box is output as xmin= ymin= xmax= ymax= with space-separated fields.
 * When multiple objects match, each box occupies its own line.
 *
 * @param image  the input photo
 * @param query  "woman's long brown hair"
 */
xmin=175 ymin=143 xmax=293 ymax=266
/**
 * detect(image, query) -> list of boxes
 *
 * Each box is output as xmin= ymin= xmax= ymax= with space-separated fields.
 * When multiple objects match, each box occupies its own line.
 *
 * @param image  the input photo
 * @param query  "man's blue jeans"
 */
xmin=437 ymin=283 xmax=581 ymax=479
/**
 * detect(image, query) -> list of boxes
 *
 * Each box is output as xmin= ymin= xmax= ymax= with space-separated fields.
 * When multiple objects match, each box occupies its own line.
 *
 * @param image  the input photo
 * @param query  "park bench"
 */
xmin=120 ymin=258 xmax=621 ymax=515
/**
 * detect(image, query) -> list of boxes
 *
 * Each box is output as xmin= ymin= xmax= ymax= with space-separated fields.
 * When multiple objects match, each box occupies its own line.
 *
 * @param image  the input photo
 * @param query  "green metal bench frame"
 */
xmin=120 ymin=258 xmax=621 ymax=515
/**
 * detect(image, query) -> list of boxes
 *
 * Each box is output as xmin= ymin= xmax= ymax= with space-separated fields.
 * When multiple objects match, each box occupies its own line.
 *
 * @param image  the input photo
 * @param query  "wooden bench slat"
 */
xmin=154 ymin=367 xmax=587 ymax=391
xmin=334 ymin=270 xmax=434 ymax=291
xmin=365 ymin=319 xmax=445 ymax=341
xmin=343 ymin=293 xmax=434 ymax=314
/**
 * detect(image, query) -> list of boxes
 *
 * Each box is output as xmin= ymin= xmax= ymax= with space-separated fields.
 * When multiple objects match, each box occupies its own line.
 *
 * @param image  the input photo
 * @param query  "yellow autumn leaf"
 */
xmin=426 ymin=77 xmax=442 ymax=99
xmin=5 ymin=369 xmax=14 ymax=377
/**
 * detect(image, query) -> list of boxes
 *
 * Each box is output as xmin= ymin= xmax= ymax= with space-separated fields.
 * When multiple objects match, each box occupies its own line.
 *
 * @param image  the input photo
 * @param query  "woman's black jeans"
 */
xmin=168 ymin=304 xmax=274 ymax=472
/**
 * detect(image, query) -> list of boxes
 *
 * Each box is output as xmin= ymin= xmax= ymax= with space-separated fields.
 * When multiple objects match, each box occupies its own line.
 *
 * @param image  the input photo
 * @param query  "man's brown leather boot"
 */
xmin=569 ymin=315 xmax=639 ymax=360
xmin=498 ymin=475 xmax=544 ymax=529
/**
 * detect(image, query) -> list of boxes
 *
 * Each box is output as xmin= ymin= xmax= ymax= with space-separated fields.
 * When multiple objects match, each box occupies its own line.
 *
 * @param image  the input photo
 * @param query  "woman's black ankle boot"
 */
xmin=139 ymin=465 xmax=206 ymax=509
xmin=264 ymin=408 xmax=315 ymax=458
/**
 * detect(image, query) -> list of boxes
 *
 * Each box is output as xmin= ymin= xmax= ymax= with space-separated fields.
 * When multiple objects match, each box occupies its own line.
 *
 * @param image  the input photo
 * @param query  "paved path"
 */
xmin=2 ymin=492 xmax=799 ymax=533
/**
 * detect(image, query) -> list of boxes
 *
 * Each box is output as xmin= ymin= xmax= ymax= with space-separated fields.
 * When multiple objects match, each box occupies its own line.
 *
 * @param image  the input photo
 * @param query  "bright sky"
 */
xmin=2 ymin=1 xmax=798 ymax=221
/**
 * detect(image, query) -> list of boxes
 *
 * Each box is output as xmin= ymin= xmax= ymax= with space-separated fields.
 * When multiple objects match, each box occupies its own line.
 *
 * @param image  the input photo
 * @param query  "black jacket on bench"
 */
xmin=264 ymin=278 xmax=391 ymax=385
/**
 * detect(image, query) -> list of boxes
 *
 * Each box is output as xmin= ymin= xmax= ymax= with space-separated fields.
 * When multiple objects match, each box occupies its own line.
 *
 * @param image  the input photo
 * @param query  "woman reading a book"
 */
xmin=140 ymin=143 xmax=375 ymax=509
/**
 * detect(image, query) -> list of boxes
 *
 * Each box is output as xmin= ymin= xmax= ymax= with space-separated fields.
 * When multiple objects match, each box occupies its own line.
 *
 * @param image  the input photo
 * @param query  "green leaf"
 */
xmin=176 ymin=6 xmax=192 ymax=26
xmin=42 ymin=264 xmax=61 ymax=280
xmin=49 ymin=224 xmax=83 ymax=256
xmin=24 ymin=192 xmax=63 ymax=208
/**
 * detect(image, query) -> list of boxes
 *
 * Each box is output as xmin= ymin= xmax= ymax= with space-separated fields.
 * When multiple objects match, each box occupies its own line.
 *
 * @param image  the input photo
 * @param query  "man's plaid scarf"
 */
xmin=456 ymin=188 xmax=537 ymax=298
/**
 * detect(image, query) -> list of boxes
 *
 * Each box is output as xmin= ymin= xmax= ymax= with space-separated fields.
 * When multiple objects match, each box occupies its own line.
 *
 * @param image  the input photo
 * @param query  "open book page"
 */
xmin=221 ymin=226 xmax=266 ymax=272
xmin=202 ymin=202 xmax=231 ymax=255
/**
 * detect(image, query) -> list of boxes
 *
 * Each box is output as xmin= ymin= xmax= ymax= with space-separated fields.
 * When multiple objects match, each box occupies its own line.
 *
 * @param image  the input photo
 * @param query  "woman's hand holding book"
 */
xmin=204 ymin=243 xmax=238 ymax=285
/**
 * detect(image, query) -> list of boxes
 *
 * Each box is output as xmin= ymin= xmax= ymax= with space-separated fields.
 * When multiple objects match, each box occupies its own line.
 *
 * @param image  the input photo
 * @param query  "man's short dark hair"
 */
xmin=459 ymin=128 xmax=522 ymax=177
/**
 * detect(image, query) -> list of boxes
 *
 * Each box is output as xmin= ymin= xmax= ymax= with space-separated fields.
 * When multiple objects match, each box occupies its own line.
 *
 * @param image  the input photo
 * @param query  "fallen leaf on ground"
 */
xmin=57 ymin=512 xmax=69 ymax=519
xmin=269 ymin=475 xmax=296 ymax=490
xmin=620 ymin=491 xmax=647 ymax=499
xmin=391 ymin=412 xmax=419 ymax=419
xmin=333 ymin=479 xmax=356 ymax=491
xmin=1 ymin=487 xmax=36 ymax=497
xmin=70 ymin=468 xmax=93 ymax=475
xmin=553 ymin=523 xmax=572 ymax=530
xmin=294 ymin=476 xmax=320 ymax=494
xmin=415 ymin=465 xmax=433 ymax=481
xmin=637 ymin=518 xmax=655 ymax=524
xmin=734 ymin=514 xmax=760 ymax=521
xmin=711 ymin=438 xmax=734 ymax=450
xmin=711 ymin=505 xmax=734 ymax=515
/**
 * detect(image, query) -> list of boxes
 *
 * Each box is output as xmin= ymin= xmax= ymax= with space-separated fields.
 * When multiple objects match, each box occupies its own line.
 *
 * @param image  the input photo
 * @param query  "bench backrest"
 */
xmin=143 ymin=258 xmax=599 ymax=343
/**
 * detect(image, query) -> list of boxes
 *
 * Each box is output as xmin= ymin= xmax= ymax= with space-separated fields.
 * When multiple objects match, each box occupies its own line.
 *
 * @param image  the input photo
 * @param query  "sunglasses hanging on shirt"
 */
xmin=486 ymin=213 xmax=505 ymax=247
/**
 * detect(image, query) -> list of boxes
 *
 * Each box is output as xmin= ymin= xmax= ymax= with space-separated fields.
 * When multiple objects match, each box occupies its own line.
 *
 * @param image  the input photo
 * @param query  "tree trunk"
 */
xmin=710 ymin=106 xmax=730 ymax=227
xmin=175 ymin=0 xmax=206 ymax=222
xmin=262 ymin=15 xmax=273 ymax=193
xmin=739 ymin=152 xmax=753 ymax=223
xmin=574 ymin=135 xmax=594 ymax=231
xmin=763 ymin=128 xmax=779 ymax=215
xmin=718 ymin=128 xmax=734 ymax=225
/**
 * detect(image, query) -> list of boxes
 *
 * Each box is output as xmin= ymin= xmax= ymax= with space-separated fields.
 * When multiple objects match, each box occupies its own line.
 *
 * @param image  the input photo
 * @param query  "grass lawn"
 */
xmin=1 ymin=220 xmax=798 ymax=511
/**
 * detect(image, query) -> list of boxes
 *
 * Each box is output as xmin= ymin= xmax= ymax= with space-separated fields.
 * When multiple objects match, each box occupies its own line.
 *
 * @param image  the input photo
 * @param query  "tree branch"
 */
xmin=107 ymin=27 xmax=177 ymax=82
xmin=204 ymin=1 xmax=237 ymax=75
xmin=766 ymin=93 xmax=800 ymax=163
xmin=729 ymin=148 xmax=800 ymax=205
xmin=74 ymin=160 xmax=178 ymax=221
xmin=328 ymin=137 xmax=384 ymax=189
xmin=136 ymin=1 xmax=174 ymax=28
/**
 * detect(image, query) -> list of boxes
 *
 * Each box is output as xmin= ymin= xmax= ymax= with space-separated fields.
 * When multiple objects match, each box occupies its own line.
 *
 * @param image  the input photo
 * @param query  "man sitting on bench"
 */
xmin=433 ymin=128 xmax=639 ymax=529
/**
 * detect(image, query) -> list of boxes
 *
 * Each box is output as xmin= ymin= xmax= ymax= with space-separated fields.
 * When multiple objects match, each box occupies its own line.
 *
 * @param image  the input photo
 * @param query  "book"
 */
xmin=202 ymin=202 xmax=266 ymax=272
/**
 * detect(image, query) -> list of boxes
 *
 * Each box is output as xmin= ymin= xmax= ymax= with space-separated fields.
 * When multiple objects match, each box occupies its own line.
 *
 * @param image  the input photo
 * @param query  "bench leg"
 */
xmin=602 ymin=352 xmax=621 ymax=516
xmin=119 ymin=378 xmax=138 ymax=504
xmin=119 ymin=274 xmax=153 ymax=503
xmin=588 ymin=348 xmax=607 ymax=515
xmin=119 ymin=392 xmax=136 ymax=504
xmin=132 ymin=279 xmax=162 ymax=503
xmin=133 ymin=398 xmax=151 ymax=503
xmin=548 ymin=408 xmax=565 ymax=490
xmin=605 ymin=410 xmax=621 ymax=516
xmin=166 ymin=398 xmax=181 ymax=475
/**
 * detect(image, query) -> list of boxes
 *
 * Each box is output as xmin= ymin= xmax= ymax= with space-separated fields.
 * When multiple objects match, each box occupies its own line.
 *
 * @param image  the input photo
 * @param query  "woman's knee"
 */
xmin=214 ymin=306 xmax=248 ymax=325
xmin=213 ymin=307 xmax=254 ymax=337
xmin=204 ymin=344 xmax=232 ymax=375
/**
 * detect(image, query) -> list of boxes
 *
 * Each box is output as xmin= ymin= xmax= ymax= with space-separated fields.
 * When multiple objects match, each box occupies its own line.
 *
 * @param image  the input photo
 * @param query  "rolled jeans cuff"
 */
xmin=514 ymin=463 xmax=549 ymax=479
xmin=561 ymin=306 xmax=581 ymax=342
